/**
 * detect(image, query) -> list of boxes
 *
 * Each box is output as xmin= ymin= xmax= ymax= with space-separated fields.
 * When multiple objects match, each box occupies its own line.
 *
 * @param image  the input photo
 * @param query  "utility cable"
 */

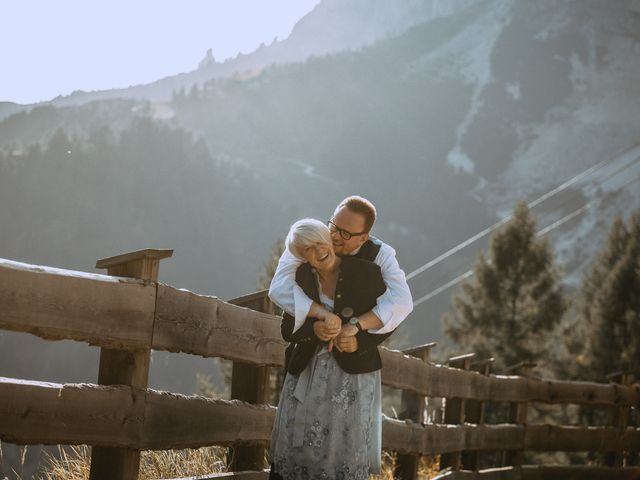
xmin=406 ymin=142 xmax=640 ymax=281
xmin=411 ymin=172 xmax=640 ymax=308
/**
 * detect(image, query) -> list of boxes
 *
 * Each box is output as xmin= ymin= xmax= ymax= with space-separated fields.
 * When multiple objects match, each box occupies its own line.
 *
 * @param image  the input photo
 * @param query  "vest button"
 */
xmin=336 ymin=294 xmax=342 ymax=299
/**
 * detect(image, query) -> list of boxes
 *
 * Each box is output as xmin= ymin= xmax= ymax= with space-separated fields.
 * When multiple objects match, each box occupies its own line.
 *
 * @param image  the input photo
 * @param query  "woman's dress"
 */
xmin=269 ymin=292 xmax=382 ymax=480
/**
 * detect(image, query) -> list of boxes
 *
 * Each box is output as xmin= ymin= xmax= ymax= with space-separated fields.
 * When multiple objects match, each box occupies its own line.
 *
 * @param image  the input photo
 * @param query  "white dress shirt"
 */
xmin=268 ymin=237 xmax=413 ymax=334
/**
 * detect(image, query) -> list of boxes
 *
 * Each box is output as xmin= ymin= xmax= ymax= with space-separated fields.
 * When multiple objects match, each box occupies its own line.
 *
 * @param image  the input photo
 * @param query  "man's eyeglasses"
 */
xmin=327 ymin=220 xmax=367 ymax=240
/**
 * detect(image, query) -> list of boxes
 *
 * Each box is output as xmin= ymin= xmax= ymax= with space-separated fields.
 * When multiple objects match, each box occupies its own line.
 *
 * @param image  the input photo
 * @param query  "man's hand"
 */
xmin=332 ymin=333 xmax=359 ymax=353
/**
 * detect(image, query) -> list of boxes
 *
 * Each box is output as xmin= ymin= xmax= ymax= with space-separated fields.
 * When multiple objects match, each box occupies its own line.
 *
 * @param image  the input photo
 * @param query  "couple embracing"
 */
xmin=267 ymin=195 xmax=413 ymax=480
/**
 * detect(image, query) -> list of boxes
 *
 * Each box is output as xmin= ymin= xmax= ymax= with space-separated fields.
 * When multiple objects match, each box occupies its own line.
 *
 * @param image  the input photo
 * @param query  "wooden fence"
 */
xmin=1 ymin=249 xmax=639 ymax=480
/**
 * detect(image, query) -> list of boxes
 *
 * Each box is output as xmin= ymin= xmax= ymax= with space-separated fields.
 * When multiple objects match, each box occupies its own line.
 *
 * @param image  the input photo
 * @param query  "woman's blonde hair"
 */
xmin=286 ymin=218 xmax=333 ymax=260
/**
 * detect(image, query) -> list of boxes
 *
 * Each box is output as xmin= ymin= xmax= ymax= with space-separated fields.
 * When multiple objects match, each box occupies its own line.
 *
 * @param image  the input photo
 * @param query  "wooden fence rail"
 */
xmin=3 ymin=376 xmax=639 ymax=454
xmin=433 ymin=465 xmax=640 ymax=480
xmin=2 ymin=258 xmax=638 ymax=406
xmin=1 ymin=252 xmax=639 ymax=480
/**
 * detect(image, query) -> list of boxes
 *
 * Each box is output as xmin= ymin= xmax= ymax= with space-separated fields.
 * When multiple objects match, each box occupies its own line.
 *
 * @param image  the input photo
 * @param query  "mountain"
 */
xmin=1 ymin=0 xmax=640 ymax=398
xmin=1 ymin=0 xmax=480 ymax=115
xmin=0 ymin=102 xmax=23 ymax=120
xmin=3 ymin=2 xmax=640 ymax=474
xmin=166 ymin=0 xmax=640 ymax=333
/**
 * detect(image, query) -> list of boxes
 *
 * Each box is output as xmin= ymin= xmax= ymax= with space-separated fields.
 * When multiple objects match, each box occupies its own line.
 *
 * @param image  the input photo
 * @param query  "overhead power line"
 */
xmin=406 ymin=142 xmax=640 ymax=281
xmin=411 ymin=171 xmax=640 ymax=308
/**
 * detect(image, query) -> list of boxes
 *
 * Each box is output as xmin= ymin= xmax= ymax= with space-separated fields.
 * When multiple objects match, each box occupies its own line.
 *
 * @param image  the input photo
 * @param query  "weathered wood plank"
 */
xmin=0 ymin=377 xmax=142 ymax=447
xmin=382 ymin=421 xmax=524 ymax=455
xmin=383 ymin=420 xmax=640 ymax=456
xmin=0 ymin=259 xmax=155 ymax=351
xmin=432 ymin=466 xmax=520 ymax=480
xmin=463 ymin=358 xmax=494 ymax=471
xmin=2 ymin=257 xmax=639 ymax=410
xmin=227 ymin=290 xmax=270 ymax=307
xmin=141 ymin=390 xmax=276 ymax=450
xmin=153 ymin=284 xmax=286 ymax=365
xmin=504 ymin=363 xmax=536 ymax=467
xmin=395 ymin=343 xmax=436 ymax=479
xmin=525 ymin=377 xmax=640 ymax=407
xmin=0 ymin=377 xmax=275 ymax=449
xmin=96 ymin=248 xmax=174 ymax=269
xmin=3 ymin=376 xmax=639 ymax=454
xmin=433 ymin=465 xmax=640 ymax=480
xmin=227 ymin=293 xmax=273 ymax=472
xmin=520 ymin=465 xmax=640 ymax=480
xmin=90 ymin=249 xmax=169 ymax=480
xmin=379 ymin=348 xmax=640 ymax=406
xmin=524 ymin=425 xmax=640 ymax=452
xmin=441 ymin=354 xmax=476 ymax=470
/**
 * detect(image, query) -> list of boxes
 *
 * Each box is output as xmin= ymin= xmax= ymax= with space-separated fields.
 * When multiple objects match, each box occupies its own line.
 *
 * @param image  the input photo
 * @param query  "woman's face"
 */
xmin=302 ymin=241 xmax=336 ymax=271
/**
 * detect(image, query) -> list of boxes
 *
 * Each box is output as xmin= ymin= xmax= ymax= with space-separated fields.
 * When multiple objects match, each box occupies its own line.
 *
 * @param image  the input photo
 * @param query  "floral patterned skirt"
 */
xmin=268 ymin=344 xmax=382 ymax=480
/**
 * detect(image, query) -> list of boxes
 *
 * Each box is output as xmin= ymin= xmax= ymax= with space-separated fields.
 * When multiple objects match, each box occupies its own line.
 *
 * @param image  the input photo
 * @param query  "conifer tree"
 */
xmin=576 ymin=209 xmax=640 ymax=381
xmin=258 ymin=238 xmax=285 ymax=290
xmin=443 ymin=201 xmax=567 ymax=371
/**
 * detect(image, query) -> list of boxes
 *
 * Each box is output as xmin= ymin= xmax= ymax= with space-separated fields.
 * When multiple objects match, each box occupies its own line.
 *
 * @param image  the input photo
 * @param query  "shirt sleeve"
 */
xmin=292 ymin=284 xmax=314 ymax=333
xmin=268 ymin=247 xmax=314 ymax=325
xmin=367 ymin=242 xmax=414 ymax=334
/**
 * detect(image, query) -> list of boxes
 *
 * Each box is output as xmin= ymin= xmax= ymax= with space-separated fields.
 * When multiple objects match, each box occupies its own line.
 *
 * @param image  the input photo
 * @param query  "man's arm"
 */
xmin=268 ymin=247 xmax=317 ymax=331
xmin=368 ymin=242 xmax=413 ymax=334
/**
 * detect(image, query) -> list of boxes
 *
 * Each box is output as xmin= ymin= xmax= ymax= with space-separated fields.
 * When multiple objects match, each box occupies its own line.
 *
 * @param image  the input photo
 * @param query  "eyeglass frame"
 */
xmin=327 ymin=220 xmax=368 ymax=240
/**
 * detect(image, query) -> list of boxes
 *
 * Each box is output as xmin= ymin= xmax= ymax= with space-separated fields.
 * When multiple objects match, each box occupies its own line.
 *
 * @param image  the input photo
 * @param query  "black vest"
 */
xmin=352 ymin=237 xmax=382 ymax=262
xmin=280 ymin=248 xmax=394 ymax=375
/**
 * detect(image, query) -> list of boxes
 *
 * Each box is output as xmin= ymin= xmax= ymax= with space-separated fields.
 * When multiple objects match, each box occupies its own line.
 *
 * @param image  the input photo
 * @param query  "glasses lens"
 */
xmin=328 ymin=220 xmax=352 ymax=240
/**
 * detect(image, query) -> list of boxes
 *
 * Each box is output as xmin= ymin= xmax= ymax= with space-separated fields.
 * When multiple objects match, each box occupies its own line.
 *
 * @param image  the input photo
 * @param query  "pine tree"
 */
xmin=258 ymin=238 xmax=285 ymax=290
xmin=443 ymin=201 xmax=567 ymax=372
xmin=577 ymin=209 xmax=640 ymax=382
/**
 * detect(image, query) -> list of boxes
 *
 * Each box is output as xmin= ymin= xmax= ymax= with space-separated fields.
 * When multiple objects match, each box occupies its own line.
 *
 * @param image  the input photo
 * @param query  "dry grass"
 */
xmin=34 ymin=445 xmax=226 ymax=480
xmin=373 ymin=451 xmax=441 ymax=479
xmin=0 ymin=443 xmax=441 ymax=480
xmin=2 ymin=439 xmax=441 ymax=479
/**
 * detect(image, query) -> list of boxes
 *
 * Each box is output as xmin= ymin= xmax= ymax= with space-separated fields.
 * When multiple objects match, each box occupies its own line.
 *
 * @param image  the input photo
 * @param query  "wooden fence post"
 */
xmin=461 ymin=357 xmax=494 ymax=471
xmin=503 ymin=361 xmax=536 ymax=467
xmin=604 ymin=370 xmax=633 ymax=467
xmin=394 ymin=342 xmax=437 ymax=480
xmin=226 ymin=290 xmax=275 ymax=472
xmin=440 ymin=353 xmax=475 ymax=471
xmin=90 ymin=248 xmax=173 ymax=480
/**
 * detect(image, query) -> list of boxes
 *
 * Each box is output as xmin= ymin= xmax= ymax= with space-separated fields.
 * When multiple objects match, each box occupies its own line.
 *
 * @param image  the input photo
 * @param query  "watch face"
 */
xmin=341 ymin=307 xmax=354 ymax=318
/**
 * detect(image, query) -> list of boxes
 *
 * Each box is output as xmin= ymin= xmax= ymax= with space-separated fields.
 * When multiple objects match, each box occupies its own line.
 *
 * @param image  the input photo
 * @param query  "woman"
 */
xmin=268 ymin=219 xmax=394 ymax=480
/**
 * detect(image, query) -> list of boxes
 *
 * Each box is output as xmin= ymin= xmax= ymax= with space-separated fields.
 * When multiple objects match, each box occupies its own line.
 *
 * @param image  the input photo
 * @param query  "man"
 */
xmin=268 ymin=195 xmax=413 ymax=352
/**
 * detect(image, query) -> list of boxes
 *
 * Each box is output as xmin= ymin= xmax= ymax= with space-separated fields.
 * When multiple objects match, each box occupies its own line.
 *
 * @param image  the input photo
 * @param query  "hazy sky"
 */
xmin=0 ymin=0 xmax=320 ymax=105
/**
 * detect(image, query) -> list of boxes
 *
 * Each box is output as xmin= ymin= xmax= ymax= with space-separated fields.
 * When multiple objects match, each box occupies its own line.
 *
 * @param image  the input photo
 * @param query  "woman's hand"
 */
xmin=322 ymin=312 xmax=342 ymax=331
xmin=310 ymin=304 xmax=341 ymax=330
xmin=313 ymin=316 xmax=341 ymax=341
xmin=328 ymin=324 xmax=359 ymax=352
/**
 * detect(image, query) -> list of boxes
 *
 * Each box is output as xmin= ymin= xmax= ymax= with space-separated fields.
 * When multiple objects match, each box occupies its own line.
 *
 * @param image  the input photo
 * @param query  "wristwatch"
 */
xmin=349 ymin=317 xmax=363 ymax=332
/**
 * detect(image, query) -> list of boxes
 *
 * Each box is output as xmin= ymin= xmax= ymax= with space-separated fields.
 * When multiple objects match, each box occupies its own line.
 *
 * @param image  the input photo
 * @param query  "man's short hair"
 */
xmin=335 ymin=195 xmax=377 ymax=232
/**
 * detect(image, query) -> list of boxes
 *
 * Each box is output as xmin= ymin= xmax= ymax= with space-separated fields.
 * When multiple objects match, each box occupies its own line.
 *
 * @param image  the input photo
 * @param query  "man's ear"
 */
xmin=360 ymin=232 xmax=369 ymax=246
